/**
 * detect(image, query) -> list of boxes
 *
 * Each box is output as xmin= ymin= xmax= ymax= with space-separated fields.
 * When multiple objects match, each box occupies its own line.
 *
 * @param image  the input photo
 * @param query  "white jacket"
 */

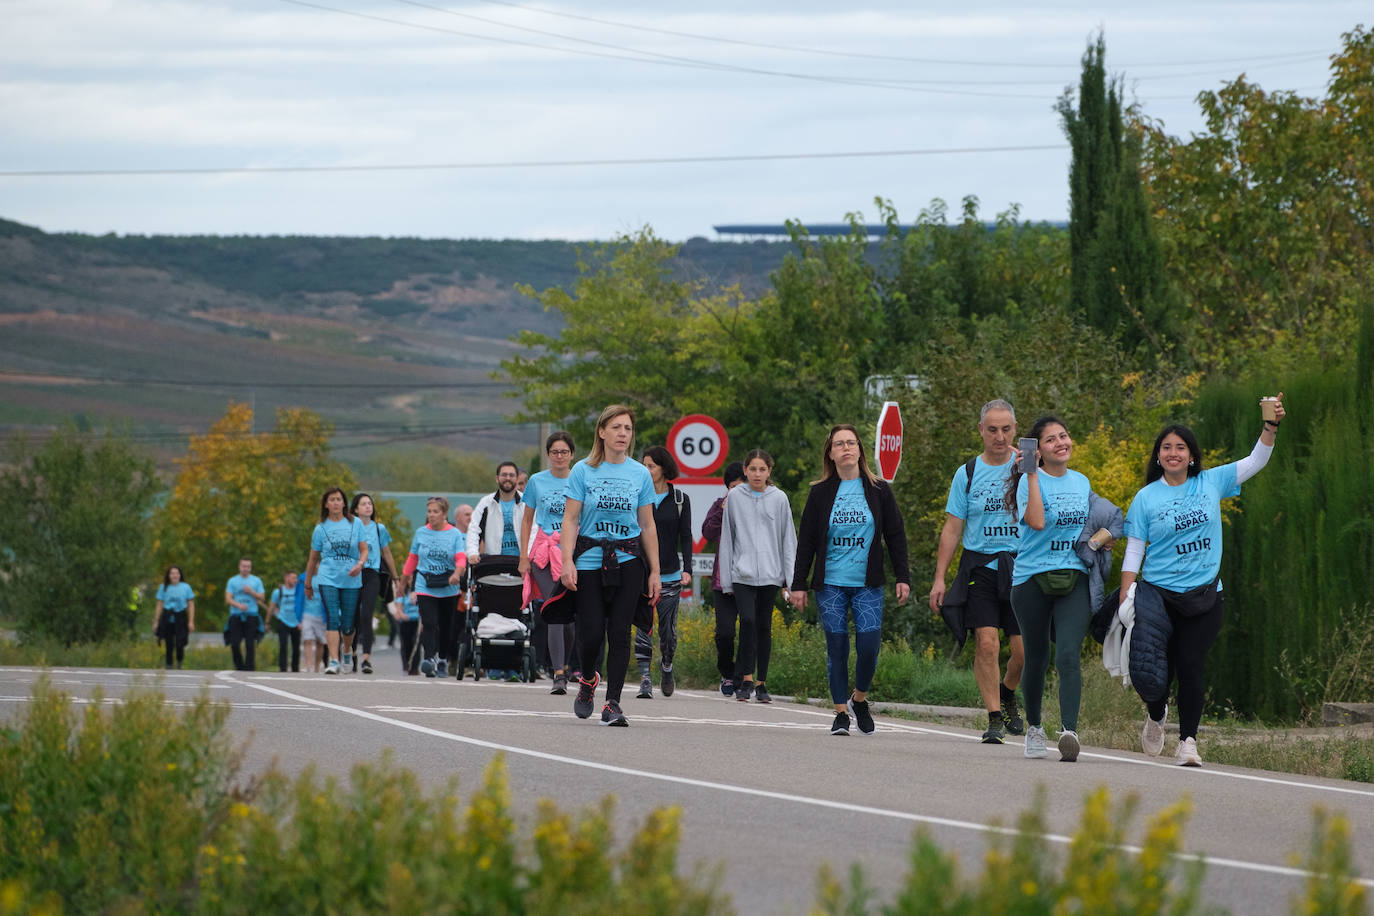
xmin=1102 ymin=582 xmax=1136 ymax=685
xmin=467 ymin=491 xmax=523 ymax=558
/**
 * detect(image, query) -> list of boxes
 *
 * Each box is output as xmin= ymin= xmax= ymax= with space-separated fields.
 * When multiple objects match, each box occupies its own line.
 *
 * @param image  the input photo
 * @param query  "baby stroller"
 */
xmin=455 ymin=555 xmax=537 ymax=681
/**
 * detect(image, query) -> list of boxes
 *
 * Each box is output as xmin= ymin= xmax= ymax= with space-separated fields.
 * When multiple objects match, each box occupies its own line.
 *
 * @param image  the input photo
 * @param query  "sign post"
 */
xmin=875 ymin=400 xmax=903 ymax=482
xmin=667 ymin=414 xmax=730 ymax=603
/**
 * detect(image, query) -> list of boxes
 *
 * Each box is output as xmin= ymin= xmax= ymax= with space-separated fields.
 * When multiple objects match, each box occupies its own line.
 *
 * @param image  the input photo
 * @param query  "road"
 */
xmin=3 ymin=663 xmax=1372 ymax=914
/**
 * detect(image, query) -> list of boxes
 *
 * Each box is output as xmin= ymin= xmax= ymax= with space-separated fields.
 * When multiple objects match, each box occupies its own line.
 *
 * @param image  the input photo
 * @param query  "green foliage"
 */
xmin=0 ymin=427 xmax=159 ymax=644
xmin=1142 ymin=26 xmax=1374 ymax=378
xmin=153 ymin=404 xmax=412 ymax=627
xmin=355 ymin=444 xmax=506 ymax=492
xmin=0 ymin=635 xmax=227 ymax=670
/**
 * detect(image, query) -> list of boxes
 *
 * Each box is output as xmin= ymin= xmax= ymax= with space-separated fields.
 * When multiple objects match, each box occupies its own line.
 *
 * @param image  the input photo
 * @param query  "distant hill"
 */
xmin=0 ymin=217 xmax=792 ymax=470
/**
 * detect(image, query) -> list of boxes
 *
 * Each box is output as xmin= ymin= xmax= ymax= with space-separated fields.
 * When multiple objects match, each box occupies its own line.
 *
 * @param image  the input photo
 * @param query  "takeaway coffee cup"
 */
xmin=1088 ymin=528 xmax=1113 ymax=551
xmin=1260 ymin=397 xmax=1279 ymax=422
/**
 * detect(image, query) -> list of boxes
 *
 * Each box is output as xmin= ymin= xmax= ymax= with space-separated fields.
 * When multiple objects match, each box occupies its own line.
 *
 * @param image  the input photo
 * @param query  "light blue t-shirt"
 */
xmin=1125 ymin=464 xmax=1240 ymax=592
xmin=408 ymin=525 xmax=464 ymax=598
xmin=226 ymin=574 xmax=265 ymax=617
xmin=499 ymin=500 xmax=520 ymax=556
xmin=301 ymin=586 xmax=326 ymax=621
xmin=566 ymin=457 xmax=656 ymax=571
xmin=402 ymin=592 xmax=419 ymax=621
xmin=944 ymin=456 xmax=1020 ymax=570
xmin=156 ymin=582 xmax=194 ymax=613
xmin=269 ymin=585 xmax=300 ymax=627
xmin=361 ymin=521 xmax=391 ymax=571
xmin=652 ymin=489 xmax=668 ymax=507
xmin=310 ymin=517 xmax=366 ymax=589
xmin=523 ymin=469 xmax=571 ymax=536
xmin=1012 ymin=469 xmax=1091 ymax=586
xmin=824 ymin=478 xmax=874 ymax=588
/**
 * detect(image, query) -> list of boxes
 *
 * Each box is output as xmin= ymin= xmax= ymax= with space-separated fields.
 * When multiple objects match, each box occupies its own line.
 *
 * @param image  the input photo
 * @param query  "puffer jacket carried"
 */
xmin=1127 ymin=581 xmax=1171 ymax=703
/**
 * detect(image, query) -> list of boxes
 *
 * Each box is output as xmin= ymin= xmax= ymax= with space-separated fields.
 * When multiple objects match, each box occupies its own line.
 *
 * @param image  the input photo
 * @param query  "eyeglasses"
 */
xmin=832 ymin=439 xmax=860 ymax=449
xmin=547 ymin=449 xmax=573 ymax=456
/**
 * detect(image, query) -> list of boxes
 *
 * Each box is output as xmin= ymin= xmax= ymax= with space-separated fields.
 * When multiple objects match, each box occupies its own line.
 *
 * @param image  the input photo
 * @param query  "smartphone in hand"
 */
xmin=1018 ymin=438 xmax=1039 ymax=474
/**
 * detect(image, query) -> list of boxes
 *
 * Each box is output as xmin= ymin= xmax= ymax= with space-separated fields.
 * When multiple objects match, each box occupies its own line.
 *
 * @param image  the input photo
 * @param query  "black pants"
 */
xmin=398 ymin=619 xmax=420 ymax=673
xmin=356 ymin=569 xmax=381 ymax=656
xmin=417 ymin=594 xmax=458 ymax=661
xmin=713 ymin=588 xmax=738 ymax=679
xmin=733 ymin=583 xmax=777 ymax=683
xmin=574 ymin=559 xmax=645 ymax=704
xmin=162 ymin=613 xmax=189 ymax=667
xmin=1146 ymin=595 xmax=1225 ymax=741
xmin=227 ymin=616 xmax=258 ymax=671
xmin=275 ymin=621 xmax=301 ymax=672
xmin=636 ymin=581 xmax=683 ymax=675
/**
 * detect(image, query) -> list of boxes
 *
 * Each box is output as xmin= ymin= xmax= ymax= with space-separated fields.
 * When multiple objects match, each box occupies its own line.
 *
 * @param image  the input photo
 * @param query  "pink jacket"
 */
xmin=523 ymin=528 xmax=563 ymax=605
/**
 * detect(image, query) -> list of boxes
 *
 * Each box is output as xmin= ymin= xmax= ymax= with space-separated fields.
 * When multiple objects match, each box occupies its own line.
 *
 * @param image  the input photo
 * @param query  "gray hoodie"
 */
xmin=717 ymin=484 xmax=797 ymax=590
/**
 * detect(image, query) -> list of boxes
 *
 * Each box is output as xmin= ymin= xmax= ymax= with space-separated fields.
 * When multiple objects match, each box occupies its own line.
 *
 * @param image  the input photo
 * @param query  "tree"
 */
xmin=0 ymin=428 xmax=160 ymax=644
xmin=1142 ymin=26 xmax=1374 ymax=377
xmin=1058 ymin=32 xmax=1174 ymax=357
xmin=154 ymin=404 xmax=410 ymax=625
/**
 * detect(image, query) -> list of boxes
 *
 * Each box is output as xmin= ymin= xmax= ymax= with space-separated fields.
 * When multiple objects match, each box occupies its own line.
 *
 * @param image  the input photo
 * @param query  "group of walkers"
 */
xmin=153 ymin=391 xmax=1285 ymax=767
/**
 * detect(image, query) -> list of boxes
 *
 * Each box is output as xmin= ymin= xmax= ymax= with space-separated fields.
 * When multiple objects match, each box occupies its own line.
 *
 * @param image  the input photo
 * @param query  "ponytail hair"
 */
xmin=1003 ymin=415 xmax=1065 ymax=513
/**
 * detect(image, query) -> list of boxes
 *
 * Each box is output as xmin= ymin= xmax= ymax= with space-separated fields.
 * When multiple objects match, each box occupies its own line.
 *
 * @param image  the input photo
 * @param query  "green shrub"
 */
xmin=0 ymin=636 xmax=227 ymax=671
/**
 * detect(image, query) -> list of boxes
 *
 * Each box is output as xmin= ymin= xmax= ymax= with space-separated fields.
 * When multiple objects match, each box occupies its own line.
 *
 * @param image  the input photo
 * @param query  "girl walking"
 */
xmin=351 ymin=492 xmax=401 ymax=675
xmin=403 ymin=496 xmax=466 ymax=678
xmin=304 ymin=487 xmax=368 ymax=676
xmin=717 ymin=449 xmax=794 ymax=704
xmin=153 ymin=566 xmax=195 ymax=669
xmin=634 ymin=445 xmax=694 ymax=700
xmin=520 ymin=431 xmax=576 ymax=694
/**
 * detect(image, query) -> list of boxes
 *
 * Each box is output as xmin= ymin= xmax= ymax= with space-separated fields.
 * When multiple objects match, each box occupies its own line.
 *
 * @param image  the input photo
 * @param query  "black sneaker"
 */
xmin=361 ymin=659 xmax=373 ymax=675
xmin=574 ymin=675 xmax=599 ymax=719
xmin=600 ymin=700 xmax=628 ymax=727
xmin=831 ymin=711 xmax=851 ymax=736
xmin=550 ymin=673 xmax=568 ymax=696
xmin=982 ymin=716 xmax=1006 ymax=745
xmin=1002 ymin=690 xmax=1025 ymax=735
xmin=736 ymin=681 xmax=754 ymax=702
xmin=720 ymin=678 xmax=735 ymax=697
xmin=636 ymin=676 xmax=653 ymax=699
xmin=660 ymin=667 xmax=674 ymax=697
xmin=847 ymin=697 xmax=875 ymax=735
xmin=435 ymin=659 xmax=448 ymax=679
xmin=754 ymin=684 xmax=771 ymax=703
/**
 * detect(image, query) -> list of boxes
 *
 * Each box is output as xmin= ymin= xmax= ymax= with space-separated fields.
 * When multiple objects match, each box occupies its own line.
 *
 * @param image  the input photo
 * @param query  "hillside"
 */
xmin=0 ymin=218 xmax=792 ymax=470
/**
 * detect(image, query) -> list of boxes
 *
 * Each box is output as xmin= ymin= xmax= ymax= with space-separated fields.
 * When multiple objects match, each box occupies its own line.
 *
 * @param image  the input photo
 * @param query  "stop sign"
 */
xmin=875 ymin=401 xmax=902 ymax=481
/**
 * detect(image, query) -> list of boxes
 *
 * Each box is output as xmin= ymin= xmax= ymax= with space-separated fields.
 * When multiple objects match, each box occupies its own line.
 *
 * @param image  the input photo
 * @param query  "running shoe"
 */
xmin=600 ymin=700 xmax=628 ymax=727
xmin=342 ymin=653 xmax=353 ymax=669
xmin=420 ymin=657 xmax=435 ymax=678
xmin=1142 ymin=705 xmax=1167 ymax=757
xmin=736 ymin=681 xmax=754 ymax=702
xmin=506 ymin=670 xmax=521 ymax=682
xmin=550 ymin=674 xmax=568 ymax=695
xmin=325 ymin=660 xmax=341 ymax=676
xmin=574 ymin=674 xmax=599 ymax=719
xmin=830 ymin=711 xmax=851 ymax=736
xmin=1176 ymin=737 xmax=1202 ymax=767
xmin=361 ymin=659 xmax=373 ymax=675
xmin=847 ymin=697 xmax=875 ymax=735
xmin=1057 ymin=729 xmax=1081 ymax=762
xmin=1003 ymin=693 xmax=1025 ymax=736
xmin=637 ymin=676 xmax=653 ymax=699
xmin=981 ymin=717 xmax=1006 ymax=745
xmin=1024 ymin=725 xmax=1048 ymax=759
xmin=660 ymin=667 xmax=674 ymax=697
xmin=720 ymin=678 xmax=735 ymax=697
xmin=753 ymin=684 xmax=771 ymax=704
xmin=435 ymin=659 xmax=449 ymax=678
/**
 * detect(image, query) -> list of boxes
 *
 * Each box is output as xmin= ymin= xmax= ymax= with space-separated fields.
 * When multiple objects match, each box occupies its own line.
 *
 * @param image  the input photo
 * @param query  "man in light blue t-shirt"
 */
xmin=929 ymin=399 xmax=1026 ymax=744
xmin=225 ymin=556 xmax=266 ymax=672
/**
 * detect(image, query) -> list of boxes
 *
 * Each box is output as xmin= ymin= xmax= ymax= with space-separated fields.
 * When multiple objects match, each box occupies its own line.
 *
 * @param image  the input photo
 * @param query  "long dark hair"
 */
xmin=743 ymin=448 xmax=775 ymax=487
xmin=641 ymin=445 xmax=679 ymax=481
xmin=1145 ymin=424 xmax=1204 ymax=484
xmin=350 ymin=491 xmax=379 ymax=524
xmin=1003 ymin=415 xmax=1067 ymax=513
xmin=319 ymin=486 xmax=351 ymax=522
xmin=812 ymin=424 xmax=878 ymax=485
xmin=163 ymin=565 xmax=183 ymax=587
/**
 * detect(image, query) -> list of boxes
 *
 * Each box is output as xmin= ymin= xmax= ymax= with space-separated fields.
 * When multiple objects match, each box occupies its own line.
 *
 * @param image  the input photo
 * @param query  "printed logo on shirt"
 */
xmin=423 ymin=544 xmax=452 ymax=571
xmin=324 ymin=530 xmax=354 ymax=561
xmin=586 ymin=477 xmax=637 ymax=536
xmin=1152 ymin=496 xmax=1213 ymax=534
xmin=1046 ymin=492 xmax=1088 ymax=529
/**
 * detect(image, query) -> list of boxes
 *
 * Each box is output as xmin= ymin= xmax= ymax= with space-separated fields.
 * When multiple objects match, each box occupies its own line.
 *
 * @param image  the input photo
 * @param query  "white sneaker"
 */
xmin=1057 ymin=729 xmax=1080 ymax=762
xmin=1024 ymin=725 xmax=1048 ymax=759
xmin=1176 ymin=736 xmax=1202 ymax=767
xmin=324 ymin=660 xmax=340 ymax=675
xmin=1142 ymin=705 xmax=1167 ymax=757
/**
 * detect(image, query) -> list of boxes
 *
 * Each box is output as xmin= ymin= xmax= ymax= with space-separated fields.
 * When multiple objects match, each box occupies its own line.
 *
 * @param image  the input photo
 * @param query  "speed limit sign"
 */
xmin=666 ymin=414 xmax=729 ymax=476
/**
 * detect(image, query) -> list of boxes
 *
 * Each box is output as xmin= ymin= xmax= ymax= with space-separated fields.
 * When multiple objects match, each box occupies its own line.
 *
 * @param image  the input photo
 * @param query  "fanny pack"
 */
xmin=1032 ymin=569 xmax=1081 ymax=597
xmin=1160 ymin=578 xmax=1220 ymax=618
xmin=422 ymin=569 xmax=455 ymax=589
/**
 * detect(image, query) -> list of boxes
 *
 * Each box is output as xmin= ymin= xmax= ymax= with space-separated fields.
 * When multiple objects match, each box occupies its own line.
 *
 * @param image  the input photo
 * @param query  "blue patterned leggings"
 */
xmin=816 ymin=584 xmax=884 ymax=705
xmin=318 ymin=585 xmax=361 ymax=636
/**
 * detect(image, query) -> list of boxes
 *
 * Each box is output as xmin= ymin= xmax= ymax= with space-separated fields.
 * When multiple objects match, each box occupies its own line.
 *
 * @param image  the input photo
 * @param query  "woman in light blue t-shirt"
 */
xmin=304 ymin=486 xmax=368 ymax=676
xmin=153 ymin=566 xmax=196 ymax=669
xmin=1002 ymin=415 xmax=1096 ymax=763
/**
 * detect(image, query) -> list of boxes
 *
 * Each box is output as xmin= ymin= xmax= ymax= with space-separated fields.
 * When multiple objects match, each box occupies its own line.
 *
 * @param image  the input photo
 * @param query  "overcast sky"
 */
xmin=0 ymin=1 xmax=1363 ymax=240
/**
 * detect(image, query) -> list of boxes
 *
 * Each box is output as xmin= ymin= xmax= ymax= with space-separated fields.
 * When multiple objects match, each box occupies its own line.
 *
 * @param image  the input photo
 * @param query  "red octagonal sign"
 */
xmin=875 ymin=401 xmax=903 ymax=482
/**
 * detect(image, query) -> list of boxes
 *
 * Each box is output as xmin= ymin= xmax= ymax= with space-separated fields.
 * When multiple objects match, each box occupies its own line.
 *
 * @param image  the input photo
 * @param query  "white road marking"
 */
xmin=369 ymin=705 xmax=829 ymax=729
xmin=0 ymin=695 xmax=310 ymax=710
xmin=219 ymin=671 xmax=1374 ymax=889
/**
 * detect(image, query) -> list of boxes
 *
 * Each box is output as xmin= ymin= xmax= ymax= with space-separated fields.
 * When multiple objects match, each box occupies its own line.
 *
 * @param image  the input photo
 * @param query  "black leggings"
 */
xmin=574 ymin=559 xmax=646 ymax=704
xmin=1146 ymin=595 xmax=1225 ymax=741
xmin=163 ymin=613 xmax=189 ymax=666
xmin=417 ymin=594 xmax=459 ymax=661
xmin=733 ymin=583 xmax=777 ymax=683
xmin=398 ymin=619 xmax=420 ymax=673
xmin=713 ymin=589 xmax=738 ymax=679
xmin=356 ymin=569 xmax=381 ymax=655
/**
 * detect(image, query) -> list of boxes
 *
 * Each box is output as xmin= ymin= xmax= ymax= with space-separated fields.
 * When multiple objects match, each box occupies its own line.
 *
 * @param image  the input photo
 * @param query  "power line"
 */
xmin=0 ymin=369 xmax=508 ymax=389
xmin=464 ymin=0 xmax=1332 ymax=71
xmin=0 ymin=143 xmax=1068 ymax=179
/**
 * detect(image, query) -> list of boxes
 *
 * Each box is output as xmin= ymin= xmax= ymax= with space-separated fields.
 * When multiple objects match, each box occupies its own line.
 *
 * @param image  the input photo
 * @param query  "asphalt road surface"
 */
xmin=4 ymin=663 xmax=1373 ymax=914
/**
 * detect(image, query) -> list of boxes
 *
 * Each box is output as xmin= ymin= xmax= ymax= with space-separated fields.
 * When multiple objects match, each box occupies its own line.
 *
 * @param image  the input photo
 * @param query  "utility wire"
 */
xmin=0 ymin=143 xmax=1068 ymax=178
xmin=0 ymin=369 xmax=509 ymax=389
